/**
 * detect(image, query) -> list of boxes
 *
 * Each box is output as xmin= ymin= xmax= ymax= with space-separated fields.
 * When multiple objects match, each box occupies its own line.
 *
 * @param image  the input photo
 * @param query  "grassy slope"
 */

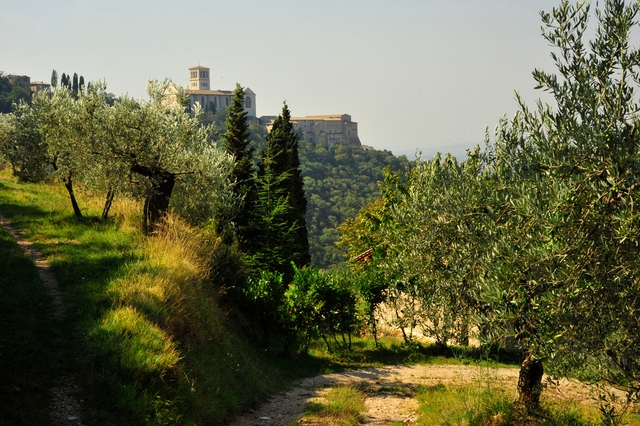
xmin=0 ymin=171 xmax=305 ymax=425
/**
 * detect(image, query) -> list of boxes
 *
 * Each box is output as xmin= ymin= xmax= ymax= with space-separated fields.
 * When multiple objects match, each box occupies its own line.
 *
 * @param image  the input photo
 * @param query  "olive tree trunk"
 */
xmin=517 ymin=352 xmax=544 ymax=410
xmin=131 ymin=164 xmax=176 ymax=235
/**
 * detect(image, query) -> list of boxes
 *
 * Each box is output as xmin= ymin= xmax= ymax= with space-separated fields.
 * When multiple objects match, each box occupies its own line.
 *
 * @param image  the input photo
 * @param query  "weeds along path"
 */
xmin=228 ymin=364 xmax=606 ymax=425
xmin=0 ymin=213 xmax=85 ymax=425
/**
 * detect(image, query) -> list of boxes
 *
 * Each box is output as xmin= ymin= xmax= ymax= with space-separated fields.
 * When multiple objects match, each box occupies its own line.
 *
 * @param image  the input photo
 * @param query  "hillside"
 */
xmin=299 ymin=140 xmax=410 ymax=268
xmin=242 ymin=121 xmax=412 ymax=269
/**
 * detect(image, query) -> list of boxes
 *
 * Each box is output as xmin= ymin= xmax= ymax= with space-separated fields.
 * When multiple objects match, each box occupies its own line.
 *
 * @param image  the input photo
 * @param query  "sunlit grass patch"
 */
xmin=414 ymin=382 xmax=507 ymax=425
xmin=307 ymin=336 xmax=520 ymax=372
xmin=94 ymin=306 xmax=180 ymax=376
xmin=413 ymin=381 xmax=606 ymax=425
xmin=302 ymin=385 xmax=367 ymax=425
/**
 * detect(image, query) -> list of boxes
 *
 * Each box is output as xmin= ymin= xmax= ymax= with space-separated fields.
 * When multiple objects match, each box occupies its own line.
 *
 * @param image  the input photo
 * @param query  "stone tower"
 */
xmin=189 ymin=66 xmax=210 ymax=90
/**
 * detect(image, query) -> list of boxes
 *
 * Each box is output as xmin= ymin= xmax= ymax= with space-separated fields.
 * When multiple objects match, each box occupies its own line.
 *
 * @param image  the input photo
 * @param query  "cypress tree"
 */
xmin=51 ymin=70 xmax=58 ymax=88
xmin=246 ymin=157 xmax=296 ymax=278
xmin=72 ymin=73 xmax=78 ymax=95
xmin=60 ymin=73 xmax=68 ymax=88
xmin=222 ymin=83 xmax=255 ymax=243
xmin=79 ymin=76 xmax=85 ymax=94
xmin=278 ymin=104 xmax=310 ymax=268
xmin=250 ymin=102 xmax=310 ymax=278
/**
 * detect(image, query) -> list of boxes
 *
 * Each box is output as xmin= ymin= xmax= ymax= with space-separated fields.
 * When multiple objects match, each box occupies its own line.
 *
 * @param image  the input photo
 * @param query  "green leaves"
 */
xmin=487 ymin=0 xmax=640 ymax=399
xmin=1 ymin=79 xmax=234 ymax=227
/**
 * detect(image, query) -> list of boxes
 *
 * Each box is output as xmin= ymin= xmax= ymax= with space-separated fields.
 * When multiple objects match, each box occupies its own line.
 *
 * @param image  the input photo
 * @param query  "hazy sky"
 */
xmin=3 ymin=0 xmax=569 ymax=157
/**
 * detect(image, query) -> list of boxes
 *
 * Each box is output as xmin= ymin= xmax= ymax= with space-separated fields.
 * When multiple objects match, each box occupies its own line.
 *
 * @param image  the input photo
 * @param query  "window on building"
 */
xmin=245 ymin=96 xmax=251 ymax=108
xmin=226 ymin=97 xmax=229 ymax=106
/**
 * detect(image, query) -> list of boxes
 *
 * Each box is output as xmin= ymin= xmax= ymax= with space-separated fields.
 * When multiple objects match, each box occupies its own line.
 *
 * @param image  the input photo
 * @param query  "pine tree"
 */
xmin=222 ymin=83 xmax=254 ymax=242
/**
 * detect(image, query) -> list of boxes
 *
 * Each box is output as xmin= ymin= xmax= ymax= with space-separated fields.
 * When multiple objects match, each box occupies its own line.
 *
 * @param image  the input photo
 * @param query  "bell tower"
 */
xmin=189 ymin=66 xmax=210 ymax=90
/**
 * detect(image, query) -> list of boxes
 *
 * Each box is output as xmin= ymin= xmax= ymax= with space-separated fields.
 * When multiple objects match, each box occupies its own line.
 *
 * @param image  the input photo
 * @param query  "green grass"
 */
xmin=0 ymin=171 xmax=295 ymax=424
xmin=306 ymin=337 xmax=520 ymax=374
xmin=299 ymin=384 xmax=367 ymax=425
xmin=413 ymin=382 xmax=620 ymax=425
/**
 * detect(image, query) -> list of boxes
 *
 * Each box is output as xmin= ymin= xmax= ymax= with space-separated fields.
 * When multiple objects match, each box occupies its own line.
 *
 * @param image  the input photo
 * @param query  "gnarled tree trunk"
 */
xmin=62 ymin=175 xmax=83 ymax=219
xmin=131 ymin=164 xmax=176 ymax=235
xmin=51 ymin=157 xmax=82 ymax=219
xmin=517 ymin=352 xmax=544 ymax=410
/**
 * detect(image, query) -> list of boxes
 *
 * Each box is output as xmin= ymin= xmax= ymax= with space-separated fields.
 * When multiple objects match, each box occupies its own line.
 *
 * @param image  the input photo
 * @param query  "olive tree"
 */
xmin=2 ymin=79 xmax=234 ymax=229
xmin=482 ymin=0 xmax=640 ymax=410
xmin=7 ymin=87 xmax=87 ymax=217
xmin=386 ymin=151 xmax=494 ymax=347
xmin=90 ymin=80 xmax=234 ymax=232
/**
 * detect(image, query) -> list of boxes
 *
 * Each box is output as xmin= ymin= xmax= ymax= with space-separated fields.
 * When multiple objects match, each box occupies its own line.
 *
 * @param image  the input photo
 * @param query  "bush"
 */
xmin=284 ymin=266 xmax=361 ymax=354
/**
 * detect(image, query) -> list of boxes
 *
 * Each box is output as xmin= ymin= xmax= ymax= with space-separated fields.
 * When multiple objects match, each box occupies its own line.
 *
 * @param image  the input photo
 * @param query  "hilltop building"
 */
xmin=261 ymin=114 xmax=361 ymax=146
xmin=7 ymin=75 xmax=30 ymax=91
xmin=30 ymin=81 xmax=50 ymax=93
xmin=6 ymin=74 xmax=50 ymax=94
xmin=184 ymin=66 xmax=256 ymax=117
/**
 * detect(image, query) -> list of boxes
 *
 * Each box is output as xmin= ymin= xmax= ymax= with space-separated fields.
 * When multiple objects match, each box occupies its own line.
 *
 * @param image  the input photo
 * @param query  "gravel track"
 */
xmin=228 ymin=364 xmax=612 ymax=425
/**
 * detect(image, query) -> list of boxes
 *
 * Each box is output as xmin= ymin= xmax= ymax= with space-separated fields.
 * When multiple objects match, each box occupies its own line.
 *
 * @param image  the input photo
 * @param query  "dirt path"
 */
xmin=0 ymin=213 xmax=85 ymax=425
xmin=229 ymin=364 xmax=609 ymax=425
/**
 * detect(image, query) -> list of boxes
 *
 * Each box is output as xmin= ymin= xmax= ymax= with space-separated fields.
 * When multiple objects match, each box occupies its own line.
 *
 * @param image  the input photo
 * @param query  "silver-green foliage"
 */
xmin=340 ymin=0 xmax=640 ymax=403
xmin=365 ymin=150 xmax=494 ymax=346
xmin=0 ymin=79 xmax=234 ymax=226
xmin=485 ymin=0 xmax=640 ymax=396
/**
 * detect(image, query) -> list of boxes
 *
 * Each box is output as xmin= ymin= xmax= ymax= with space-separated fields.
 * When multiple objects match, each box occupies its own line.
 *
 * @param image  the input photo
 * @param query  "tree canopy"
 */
xmin=0 ymin=79 xmax=235 ymax=231
xmin=340 ymin=0 xmax=640 ymax=411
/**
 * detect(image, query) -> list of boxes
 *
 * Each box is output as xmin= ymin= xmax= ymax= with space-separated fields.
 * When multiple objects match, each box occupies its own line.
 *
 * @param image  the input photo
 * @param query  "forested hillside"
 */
xmin=0 ymin=73 xmax=32 ymax=113
xmin=240 ymin=119 xmax=412 ymax=269
xmin=299 ymin=141 xmax=410 ymax=268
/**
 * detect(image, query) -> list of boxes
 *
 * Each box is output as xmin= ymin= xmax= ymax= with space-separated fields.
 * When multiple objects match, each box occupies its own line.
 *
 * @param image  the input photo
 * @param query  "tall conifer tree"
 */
xmin=222 ymin=83 xmax=254 ymax=242
xmin=250 ymin=102 xmax=310 ymax=278
xmin=72 ymin=73 xmax=79 ymax=95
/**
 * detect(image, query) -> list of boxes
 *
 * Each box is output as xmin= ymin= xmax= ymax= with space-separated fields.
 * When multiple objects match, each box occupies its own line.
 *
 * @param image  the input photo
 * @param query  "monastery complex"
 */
xmin=185 ymin=65 xmax=257 ymax=118
xmin=8 ymin=66 xmax=362 ymax=146
xmin=263 ymin=114 xmax=361 ymax=146
xmin=185 ymin=65 xmax=361 ymax=146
